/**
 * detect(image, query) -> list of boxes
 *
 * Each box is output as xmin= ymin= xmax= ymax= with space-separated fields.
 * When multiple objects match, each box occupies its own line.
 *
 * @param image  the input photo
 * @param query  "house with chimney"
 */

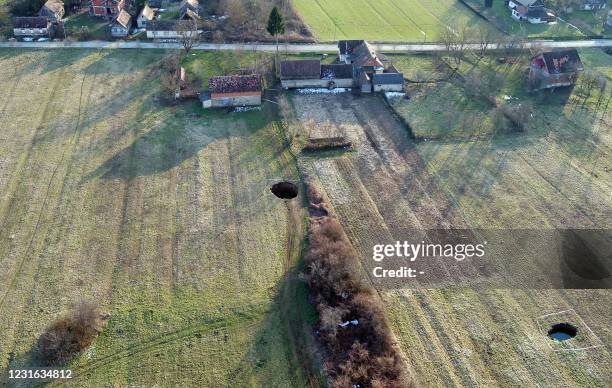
xmin=528 ymin=50 xmax=584 ymax=91
xmin=338 ymin=40 xmax=403 ymax=93
xmin=279 ymin=40 xmax=404 ymax=93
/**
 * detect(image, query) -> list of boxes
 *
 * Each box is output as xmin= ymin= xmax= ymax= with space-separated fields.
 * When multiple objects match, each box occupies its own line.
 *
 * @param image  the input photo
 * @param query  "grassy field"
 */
xmin=389 ymin=49 xmax=611 ymax=141
xmin=292 ymin=0 xmax=497 ymax=42
xmin=0 ymin=49 xmax=310 ymax=386
xmin=283 ymin=47 xmax=611 ymax=385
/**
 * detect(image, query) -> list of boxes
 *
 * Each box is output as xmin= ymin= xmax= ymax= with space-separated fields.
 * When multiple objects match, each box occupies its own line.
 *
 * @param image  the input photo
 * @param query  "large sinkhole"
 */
xmin=548 ymin=323 xmax=578 ymax=341
xmin=270 ymin=181 xmax=298 ymax=199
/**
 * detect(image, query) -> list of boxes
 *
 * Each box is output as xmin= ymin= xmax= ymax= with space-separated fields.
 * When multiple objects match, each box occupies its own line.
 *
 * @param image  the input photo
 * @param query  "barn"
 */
xmin=279 ymin=60 xmax=354 ymax=90
xmin=280 ymin=60 xmax=322 ymax=89
xmin=201 ymin=75 xmax=262 ymax=108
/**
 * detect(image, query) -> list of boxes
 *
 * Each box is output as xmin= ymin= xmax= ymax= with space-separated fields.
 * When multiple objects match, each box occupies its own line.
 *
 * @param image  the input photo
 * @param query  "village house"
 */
xmin=581 ymin=0 xmax=607 ymax=10
xmin=13 ymin=17 xmax=53 ymax=38
xmin=508 ymin=0 xmax=555 ymax=24
xmin=39 ymin=0 xmax=65 ymax=23
xmin=137 ymin=4 xmax=155 ymax=28
xmin=111 ymin=9 xmax=132 ymax=37
xmin=528 ymin=49 xmax=584 ymax=91
xmin=180 ymin=0 xmax=201 ymax=20
xmin=280 ymin=41 xmax=403 ymax=93
xmin=146 ymin=20 xmax=199 ymax=39
xmin=339 ymin=40 xmax=404 ymax=93
xmin=200 ymin=75 xmax=262 ymax=108
xmin=89 ymin=0 xmax=132 ymax=18
xmin=338 ymin=40 xmax=365 ymax=63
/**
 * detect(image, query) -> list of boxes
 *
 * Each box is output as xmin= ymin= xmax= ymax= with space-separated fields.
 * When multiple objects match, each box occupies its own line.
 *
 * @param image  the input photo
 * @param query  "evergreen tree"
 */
xmin=266 ymin=6 xmax=286 ymax=61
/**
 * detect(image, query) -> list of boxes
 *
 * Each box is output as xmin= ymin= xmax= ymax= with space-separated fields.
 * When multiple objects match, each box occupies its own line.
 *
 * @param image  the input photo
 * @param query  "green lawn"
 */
xmin=292 ymin=0 xmax=497 ymax=42
xmin=389 ymin=48 xmax=611 ymax=140
xmin=565 ymin=9 xmax=612 ymax=37
xmin=0 ymin=48 xmax=308 ymax=386
xmin=64 ymin=11 xmax=111 ymax=40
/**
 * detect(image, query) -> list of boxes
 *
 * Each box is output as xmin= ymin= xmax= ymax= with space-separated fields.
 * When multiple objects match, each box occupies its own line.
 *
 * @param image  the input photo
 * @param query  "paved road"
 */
xmin=0 ymin=39 xmax=611 ymax=52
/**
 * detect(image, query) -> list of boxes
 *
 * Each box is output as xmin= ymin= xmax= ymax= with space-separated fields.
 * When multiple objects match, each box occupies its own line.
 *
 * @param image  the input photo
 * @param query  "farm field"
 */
xmin=0 ymin=49 xmax=307 ymax=386
xmin=284 ymin=68 xmax=611 ymax=384
xmin=292 ymin=0 xmax=497 ymax=42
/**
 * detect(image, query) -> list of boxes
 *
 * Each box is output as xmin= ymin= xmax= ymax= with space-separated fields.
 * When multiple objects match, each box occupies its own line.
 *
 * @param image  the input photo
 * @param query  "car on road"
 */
xmin=37 ymin=38 xmax=49 ymax=42
xmin=22 ymin=37 xmax=33 ymax=42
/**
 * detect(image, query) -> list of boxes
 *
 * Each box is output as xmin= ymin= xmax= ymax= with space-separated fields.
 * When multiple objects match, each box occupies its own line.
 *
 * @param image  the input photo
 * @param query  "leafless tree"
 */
xmin=475 ymin=26 xmax=495 ymax=58
xmin=177 ymin=19 xmax=200 ymax=54
xmin=225 ymin=0 xmax=248 ymax=36
xmin=439 ymin=23 xmax=471 ymax=68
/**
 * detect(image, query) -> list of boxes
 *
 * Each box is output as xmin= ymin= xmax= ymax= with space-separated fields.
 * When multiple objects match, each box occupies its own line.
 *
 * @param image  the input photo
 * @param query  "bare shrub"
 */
xmin=304 ymin=183 xmax=413 ymax=387
xmin=38 ymin=301 xmax=108 ymax=365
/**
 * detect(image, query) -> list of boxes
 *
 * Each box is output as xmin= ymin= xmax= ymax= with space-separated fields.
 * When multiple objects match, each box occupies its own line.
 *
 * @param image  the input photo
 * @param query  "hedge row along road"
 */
xmin=0 ymin=39 xmax=611 ymax=52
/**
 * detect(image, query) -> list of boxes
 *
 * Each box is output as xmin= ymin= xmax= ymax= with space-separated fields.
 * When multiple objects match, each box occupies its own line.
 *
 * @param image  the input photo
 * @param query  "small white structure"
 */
xmin=372 ymin=73 xmax=404 ymax=92
xmin=13 ymin=17 xmax=52 ymax=38
xmin=146 ymin=20 xmax=199 ymax=39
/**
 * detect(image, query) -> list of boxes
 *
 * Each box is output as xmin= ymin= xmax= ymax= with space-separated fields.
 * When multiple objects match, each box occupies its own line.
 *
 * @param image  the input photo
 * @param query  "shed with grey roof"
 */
xmin=372 ymin=72 xmax=404 ymax=92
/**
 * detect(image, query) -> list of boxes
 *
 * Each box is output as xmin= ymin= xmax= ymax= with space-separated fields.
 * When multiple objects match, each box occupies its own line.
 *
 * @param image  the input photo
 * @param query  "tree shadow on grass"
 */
xmin=84 ymin=103 xmax=279 ymax=181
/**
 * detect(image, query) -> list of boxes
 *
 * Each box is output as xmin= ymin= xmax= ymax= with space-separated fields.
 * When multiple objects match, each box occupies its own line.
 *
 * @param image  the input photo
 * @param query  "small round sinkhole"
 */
xmin=548 ymin=323 xmax=577 ymax=341
xmin=270 ymin=181 xmax=298 ymax=199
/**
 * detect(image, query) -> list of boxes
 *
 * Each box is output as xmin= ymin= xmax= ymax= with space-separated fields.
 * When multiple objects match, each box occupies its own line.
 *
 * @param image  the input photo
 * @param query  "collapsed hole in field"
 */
xmin=271 ymin=182 xmax=298 ymax=199
xmin=548 ymin=323 xmax=577 ymax=341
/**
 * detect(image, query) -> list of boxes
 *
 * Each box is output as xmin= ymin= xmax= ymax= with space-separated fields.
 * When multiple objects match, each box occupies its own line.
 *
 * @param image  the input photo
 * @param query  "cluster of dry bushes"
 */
xmin=303 ymin=137 xmax=352 ymax=153
xmin=205 ymin=0 xmax=313 ymax=43
xmin=305 ymin=184 xmax=411 ymax=388
xmin=38 ymin=301 xmax=109 ymax=365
